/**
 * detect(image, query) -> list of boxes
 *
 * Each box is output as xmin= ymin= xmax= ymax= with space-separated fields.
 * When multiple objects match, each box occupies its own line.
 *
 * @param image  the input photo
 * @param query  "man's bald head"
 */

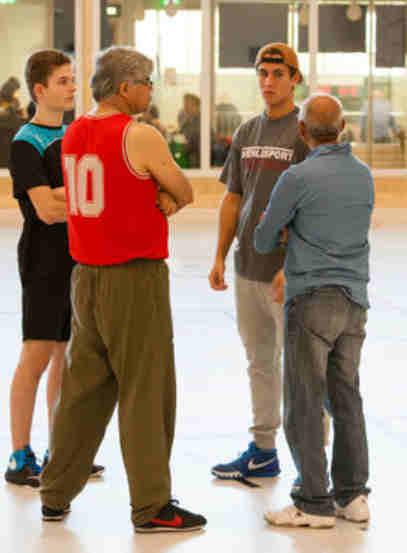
xmin=299 ymin=93 xmax=345 ymax=144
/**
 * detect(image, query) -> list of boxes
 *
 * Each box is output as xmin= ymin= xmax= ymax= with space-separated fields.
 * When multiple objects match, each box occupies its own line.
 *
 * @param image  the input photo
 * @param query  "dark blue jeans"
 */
xmin=284 ymin=286 xmax=370 ymax=516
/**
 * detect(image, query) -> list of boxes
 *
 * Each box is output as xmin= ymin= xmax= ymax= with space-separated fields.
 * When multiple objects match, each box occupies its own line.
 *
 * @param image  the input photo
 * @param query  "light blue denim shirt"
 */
xmin=254 ymin=142 xmax=374 ymax=308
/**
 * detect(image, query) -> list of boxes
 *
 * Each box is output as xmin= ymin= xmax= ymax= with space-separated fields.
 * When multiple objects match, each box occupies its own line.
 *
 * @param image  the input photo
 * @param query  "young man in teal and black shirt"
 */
xmin=5 ymin=50 xmax=104 ymax=487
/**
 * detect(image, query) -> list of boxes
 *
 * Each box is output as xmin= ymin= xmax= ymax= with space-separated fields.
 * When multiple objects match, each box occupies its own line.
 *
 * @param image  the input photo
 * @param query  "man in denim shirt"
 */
xmin=254 ymin=94 xmax=374 ymax=528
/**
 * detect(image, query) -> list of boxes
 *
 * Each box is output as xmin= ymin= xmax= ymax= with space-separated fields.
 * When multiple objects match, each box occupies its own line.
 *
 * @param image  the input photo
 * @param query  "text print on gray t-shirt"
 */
xmin=221 ymin=108 xmax=309 ymax=283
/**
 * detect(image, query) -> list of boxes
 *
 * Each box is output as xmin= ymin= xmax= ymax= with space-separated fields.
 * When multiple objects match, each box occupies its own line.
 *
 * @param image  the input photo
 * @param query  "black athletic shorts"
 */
xmin=21 ymin=278 xmax=71 ymax=342
xmin=17 ymin=223 xmax=74 ymax=343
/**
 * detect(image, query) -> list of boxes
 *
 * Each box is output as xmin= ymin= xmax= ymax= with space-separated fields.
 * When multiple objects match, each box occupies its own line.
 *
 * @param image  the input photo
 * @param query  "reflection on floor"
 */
xmin=0 ymin=208 xmax=406 ymax=553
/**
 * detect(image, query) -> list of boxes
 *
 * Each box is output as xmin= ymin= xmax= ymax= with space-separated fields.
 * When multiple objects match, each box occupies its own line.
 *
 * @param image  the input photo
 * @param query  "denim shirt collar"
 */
xmin=307 ymin=142 xmax=351 ymax=160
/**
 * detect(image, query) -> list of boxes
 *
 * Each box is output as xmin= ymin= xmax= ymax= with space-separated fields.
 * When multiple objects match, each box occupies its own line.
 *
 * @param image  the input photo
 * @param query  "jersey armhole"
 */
xmin=122 ymin=121 xmax=152 ymax=180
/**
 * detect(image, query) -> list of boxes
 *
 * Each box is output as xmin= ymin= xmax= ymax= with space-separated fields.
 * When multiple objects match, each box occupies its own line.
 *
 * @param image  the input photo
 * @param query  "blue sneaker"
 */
xmin=4 ymin=445 xmax=41 ymax=488
xmin=211 ymin=442 xmax=280 ymax=480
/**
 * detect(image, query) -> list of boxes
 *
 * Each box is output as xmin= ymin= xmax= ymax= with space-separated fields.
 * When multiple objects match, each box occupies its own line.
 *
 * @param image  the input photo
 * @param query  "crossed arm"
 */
xmin=126 ymin=123 xmax=194 ymax=216
xmin=28 ymin=186 xmax=67 ymax=224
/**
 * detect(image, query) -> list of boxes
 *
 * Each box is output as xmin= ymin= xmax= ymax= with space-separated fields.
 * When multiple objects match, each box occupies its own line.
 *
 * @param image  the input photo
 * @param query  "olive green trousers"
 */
xmin=40 ymin=259 xmax=176 ymax=526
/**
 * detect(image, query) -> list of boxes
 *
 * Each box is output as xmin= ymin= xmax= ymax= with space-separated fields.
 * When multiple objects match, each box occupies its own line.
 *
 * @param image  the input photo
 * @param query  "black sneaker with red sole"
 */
xmin=135 ymin=500 xmax=207 ymax=533
xmin=42 ymin=504 xmax=71 ymax=521
xmin=89 ymin=464 xmax=105 ymax=479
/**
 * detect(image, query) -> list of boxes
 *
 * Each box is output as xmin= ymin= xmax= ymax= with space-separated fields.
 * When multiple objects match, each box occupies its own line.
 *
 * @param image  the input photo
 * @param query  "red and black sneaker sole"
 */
xmin=135 ymin=524 xmax=205 ymax=533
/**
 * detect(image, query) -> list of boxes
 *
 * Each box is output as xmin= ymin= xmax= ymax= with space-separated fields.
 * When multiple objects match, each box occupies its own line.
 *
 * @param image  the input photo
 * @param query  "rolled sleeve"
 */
xmin=254 ymin=169 xmax=302 ymax=254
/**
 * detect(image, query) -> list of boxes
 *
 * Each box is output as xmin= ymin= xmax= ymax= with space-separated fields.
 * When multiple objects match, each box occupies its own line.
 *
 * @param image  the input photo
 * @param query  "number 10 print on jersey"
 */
xmin=64 ymin=155 xmax=105 ymax=217
xmin=61 ymin=112 xmax=169 ymax=266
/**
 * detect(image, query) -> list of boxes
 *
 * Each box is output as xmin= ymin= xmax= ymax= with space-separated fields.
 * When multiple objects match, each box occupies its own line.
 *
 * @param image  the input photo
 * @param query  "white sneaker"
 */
xmin=335 ymin=495 xmax=370 ymax=523
xmin=265 ymin=504 xmax=335 ymax=528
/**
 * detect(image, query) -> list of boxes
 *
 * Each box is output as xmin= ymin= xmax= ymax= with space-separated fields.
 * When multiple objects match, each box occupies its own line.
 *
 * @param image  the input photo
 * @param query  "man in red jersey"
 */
xmin=40 ymin=46 xmax=207 ymax=533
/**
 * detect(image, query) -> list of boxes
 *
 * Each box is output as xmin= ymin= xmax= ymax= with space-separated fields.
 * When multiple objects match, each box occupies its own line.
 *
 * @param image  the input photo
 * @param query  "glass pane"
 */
xmin=0 ymin=0 xmax=79 ymax=169
xmin=103 ymin=0 xmax=203 ymax=169
xmin=317 ymin=1 xmax=407 ymax=169
xmin=294 ymin=2 xmax=310 ymax=105
xmin=372 ymin=4 xmax=407 ymax=168
xmin=0 ymin=0 xmax=53 ymax=168
xmin=213 ymin=1 xmax=303 ymax=168
xmin=316 ymin=2 xmax=369 ymax=156
xmin=54 ymin=0 xmax=76 ymax=125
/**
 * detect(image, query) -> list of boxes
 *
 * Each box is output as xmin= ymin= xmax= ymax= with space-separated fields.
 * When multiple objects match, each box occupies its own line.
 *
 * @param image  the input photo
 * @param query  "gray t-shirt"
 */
xmin=220 ymin=108 xmax=309 ymax=282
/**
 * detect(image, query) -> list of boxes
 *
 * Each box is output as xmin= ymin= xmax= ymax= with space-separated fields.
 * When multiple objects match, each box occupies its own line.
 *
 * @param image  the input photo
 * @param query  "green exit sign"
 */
xmin=160 ymin=0 xmax=181 ymax=6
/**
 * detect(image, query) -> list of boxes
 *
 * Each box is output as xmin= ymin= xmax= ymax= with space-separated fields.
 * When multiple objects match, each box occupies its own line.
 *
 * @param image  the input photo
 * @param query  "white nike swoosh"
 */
xmin=8 ymin=458 xmax=17 ymax=471
xmin=248 ymin=458 xmax=276 ymax=471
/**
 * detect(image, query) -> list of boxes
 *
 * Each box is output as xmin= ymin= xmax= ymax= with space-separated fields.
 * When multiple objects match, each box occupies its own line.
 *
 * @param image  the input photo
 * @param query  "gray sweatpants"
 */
xmin=235 ymin=274 xmax=284 ymax=450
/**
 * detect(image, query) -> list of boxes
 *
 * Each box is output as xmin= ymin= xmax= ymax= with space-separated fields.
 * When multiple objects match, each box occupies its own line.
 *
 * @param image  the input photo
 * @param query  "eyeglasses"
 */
xmin=131 ymin=77 xmax=153 ymax=88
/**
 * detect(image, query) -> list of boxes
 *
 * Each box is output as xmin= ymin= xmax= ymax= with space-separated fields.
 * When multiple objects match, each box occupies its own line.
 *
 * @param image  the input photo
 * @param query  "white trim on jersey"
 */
xmin=121 ymin=121 xmax=152 ymax=180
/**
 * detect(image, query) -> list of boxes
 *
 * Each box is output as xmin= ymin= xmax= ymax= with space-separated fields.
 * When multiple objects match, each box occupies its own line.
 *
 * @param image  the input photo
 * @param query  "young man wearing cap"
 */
xmin=209 ymin=43 xmax=308 ymax=482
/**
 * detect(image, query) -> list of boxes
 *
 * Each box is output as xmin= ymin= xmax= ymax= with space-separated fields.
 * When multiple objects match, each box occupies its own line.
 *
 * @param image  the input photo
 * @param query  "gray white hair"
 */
xmin=299 ymin=93 xmax=344 ymax=141
xmin=91 ymin=47 xmax=153 ymax=102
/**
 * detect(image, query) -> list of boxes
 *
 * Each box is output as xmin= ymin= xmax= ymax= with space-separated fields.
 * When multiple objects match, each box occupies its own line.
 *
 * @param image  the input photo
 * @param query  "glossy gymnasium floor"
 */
xmin=0 ymin=207 xmax=406 ymax=553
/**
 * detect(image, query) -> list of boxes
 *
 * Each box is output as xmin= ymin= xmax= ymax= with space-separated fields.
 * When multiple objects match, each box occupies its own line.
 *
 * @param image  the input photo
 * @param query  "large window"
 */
xmin=103 ymin=0 xmax=202 ymax=169
xmin=1 ymin=0 xmax=407 ymax=174
xmin=136 ymin=7 xmax=202 ymax=168
xmin=316 ymin=1 xmax=407 ymax=169
xmin=0 ymin=0 xmax=77 ymax=170
xmin=0 ymin=0 xmax=52 ymax=168
xmin=213 ymin=1 xmax=295 ymax=167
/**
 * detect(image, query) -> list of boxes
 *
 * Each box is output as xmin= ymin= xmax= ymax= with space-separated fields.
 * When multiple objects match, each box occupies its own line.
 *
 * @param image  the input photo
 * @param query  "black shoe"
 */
xmin=89 ymin=463 xmax=105 ymax=479
xmin=135 ymin=500 xmax=207 ymax=533
xmin=4 ymin=445 xmax=41 ymax=488
xmin=5 ymin=465 xmax=41 ymax=488
xmin=43 ymin=450 xmax=105 ymax=480
xmin=42 ymin=504 xmax=71 ymax=521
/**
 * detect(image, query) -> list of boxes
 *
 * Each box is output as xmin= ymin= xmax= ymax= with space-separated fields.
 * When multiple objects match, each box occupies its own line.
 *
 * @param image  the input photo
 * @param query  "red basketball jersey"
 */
xmin=62 ymin=113 xmax=168 ymax=265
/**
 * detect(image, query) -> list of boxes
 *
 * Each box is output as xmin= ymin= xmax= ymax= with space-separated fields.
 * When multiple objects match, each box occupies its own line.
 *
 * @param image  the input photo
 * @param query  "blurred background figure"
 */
xmin=178 ymin=93 xmax=201 ymax=168
xmin=213 ymin=95 xmax=242 ymax=166
xmin=360 ymin=88 xmax=401 ymax=143
xmin=0 ymin=77 xmax=24 ymax=167
xmin=0 ymin=77 xmax=24 ymax=116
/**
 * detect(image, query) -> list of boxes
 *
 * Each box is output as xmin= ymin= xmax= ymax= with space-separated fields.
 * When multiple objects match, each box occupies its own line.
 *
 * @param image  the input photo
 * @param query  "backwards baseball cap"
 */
xmin=255 ymin=42 xmax=303 ymax=83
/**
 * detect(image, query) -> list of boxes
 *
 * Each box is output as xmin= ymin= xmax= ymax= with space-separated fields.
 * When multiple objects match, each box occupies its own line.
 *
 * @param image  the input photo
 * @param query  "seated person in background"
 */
xmin=212 ymin=98 xmax=242 ymax=166
xmin=0 ymin=77 xmax=24 ymax=167
xmin=360 ymin=89 xmax=400 ymax=143
xmin=339 ymin=123 xmax=355 ymax=143
xmin=179 ymin=93 xmax=201 ymax=168
xmin=215 ymin=98 xmax=242 ymax=138
xmin=0 ymin=77 xmax=24 ymax=117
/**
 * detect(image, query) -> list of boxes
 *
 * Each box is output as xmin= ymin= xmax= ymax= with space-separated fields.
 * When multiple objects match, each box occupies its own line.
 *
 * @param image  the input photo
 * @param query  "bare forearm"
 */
xmin=52 ymin=187 xmax=66 ymax=201
xmin=37 ymin=199 xmax=67 ymax=224
xmin=215 ymin=193 xmax=241 ymax=260
xmin=174 ymin=191 xmax=193 ymax=212
xmin=169 ymin=179 xmax=193 ymax=211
